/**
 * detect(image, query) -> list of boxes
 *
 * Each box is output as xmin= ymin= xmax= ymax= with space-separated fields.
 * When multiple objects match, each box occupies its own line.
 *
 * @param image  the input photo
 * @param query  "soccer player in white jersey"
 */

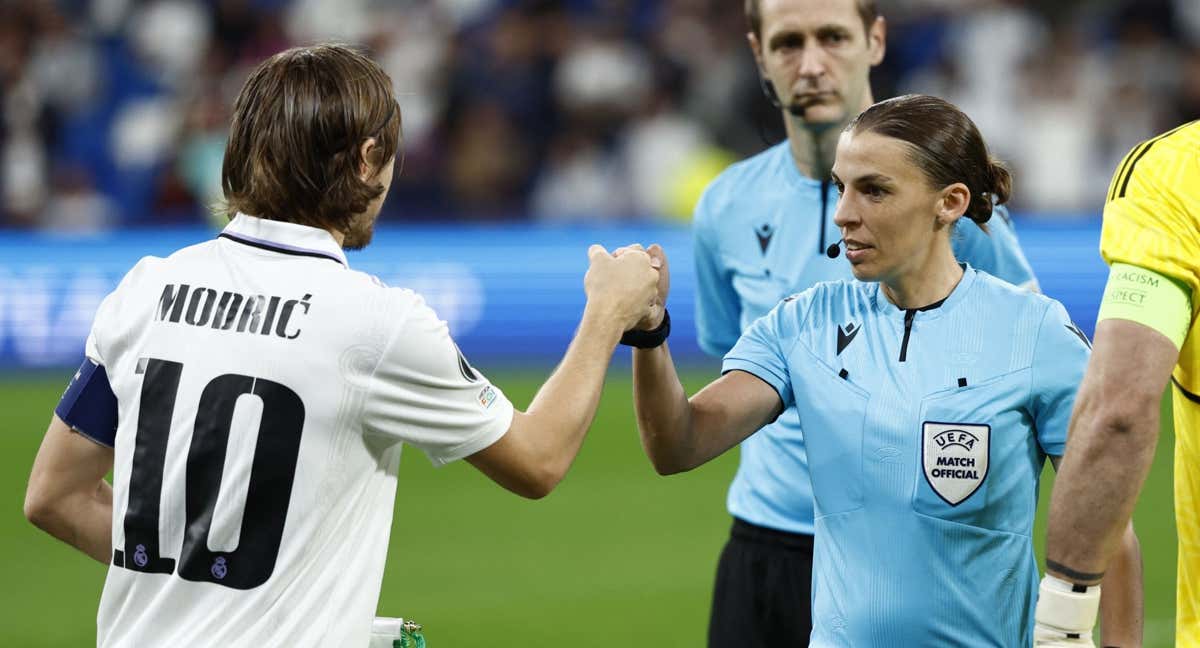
xmin=626 ymin=95 xmax=1142 ymax=646
xmin=23 ymin=44 xmax=662 ymax=647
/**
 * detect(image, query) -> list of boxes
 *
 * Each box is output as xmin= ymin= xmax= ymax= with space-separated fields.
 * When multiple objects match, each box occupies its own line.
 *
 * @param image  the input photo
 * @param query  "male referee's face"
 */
xmin=749 ymin=0 xmax=885 ymax=128
xmin=831 ymin=130 xmax=944 ymax=283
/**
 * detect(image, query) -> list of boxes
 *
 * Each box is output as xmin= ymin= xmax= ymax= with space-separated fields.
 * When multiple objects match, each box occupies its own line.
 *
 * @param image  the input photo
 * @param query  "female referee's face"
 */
xmin=830 ymin=129 xmax=955 ymax=285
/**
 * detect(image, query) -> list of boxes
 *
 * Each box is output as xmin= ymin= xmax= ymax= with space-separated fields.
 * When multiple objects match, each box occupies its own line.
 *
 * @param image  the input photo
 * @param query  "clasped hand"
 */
xmin=583 ymin=243 xmax=670 ymax=333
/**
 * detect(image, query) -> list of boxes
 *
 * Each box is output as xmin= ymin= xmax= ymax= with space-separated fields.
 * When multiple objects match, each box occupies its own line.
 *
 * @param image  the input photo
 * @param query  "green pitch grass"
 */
xmin=0 ymin=368 xmax=1178 ymax=646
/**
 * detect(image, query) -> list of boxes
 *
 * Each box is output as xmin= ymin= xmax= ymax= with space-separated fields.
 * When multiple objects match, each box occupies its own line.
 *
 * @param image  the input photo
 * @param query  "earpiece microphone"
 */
xmin=826 ymin=239 xmax=844 ymax=259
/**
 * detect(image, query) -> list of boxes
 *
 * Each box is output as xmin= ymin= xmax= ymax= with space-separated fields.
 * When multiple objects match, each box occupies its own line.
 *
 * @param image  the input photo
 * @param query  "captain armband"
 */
xmin=1096 ymin=262 xmax=1192 ymax=350
xmin=55 ymin=358 xmax=119 ymax=448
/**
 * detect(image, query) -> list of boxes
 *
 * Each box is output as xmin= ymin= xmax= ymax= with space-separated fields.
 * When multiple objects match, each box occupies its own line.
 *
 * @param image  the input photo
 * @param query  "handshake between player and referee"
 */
xmin=25 ymin=31 xmax=1182 ymax=648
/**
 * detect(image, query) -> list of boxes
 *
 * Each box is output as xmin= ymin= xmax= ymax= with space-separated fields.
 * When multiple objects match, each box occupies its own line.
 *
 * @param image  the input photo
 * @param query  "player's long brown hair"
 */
xmin=847 ymin=93 xmax=1011 ymax=229
xmin=220 ymin=44 xmax=401 ymax=233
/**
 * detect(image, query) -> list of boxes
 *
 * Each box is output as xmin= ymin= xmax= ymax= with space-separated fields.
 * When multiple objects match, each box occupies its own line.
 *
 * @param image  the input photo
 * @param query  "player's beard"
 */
xmin=341 ymin=212 xmax=376 ymax=250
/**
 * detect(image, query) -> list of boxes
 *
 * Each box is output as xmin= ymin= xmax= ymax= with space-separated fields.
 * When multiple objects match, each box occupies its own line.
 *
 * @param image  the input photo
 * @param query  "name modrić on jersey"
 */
xmin=157 ymin=283 xmax=311 ymax=339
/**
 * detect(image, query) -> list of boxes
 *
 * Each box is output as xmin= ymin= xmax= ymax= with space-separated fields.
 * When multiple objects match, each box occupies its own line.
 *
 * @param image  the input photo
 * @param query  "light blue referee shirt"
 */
xmin=694 ymin=141 xmax=1039 ymax=535
xmin=723 ymin=267 xmax=1089 ymax=647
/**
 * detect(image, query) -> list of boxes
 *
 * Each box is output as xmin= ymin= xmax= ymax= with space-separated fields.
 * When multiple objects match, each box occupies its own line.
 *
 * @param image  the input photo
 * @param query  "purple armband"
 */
xmin=55 ymin=359 xmax=118 ymax=448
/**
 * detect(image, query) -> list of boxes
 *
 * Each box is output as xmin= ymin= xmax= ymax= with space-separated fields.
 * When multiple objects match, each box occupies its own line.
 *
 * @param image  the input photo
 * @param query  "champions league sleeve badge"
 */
xmin=922 ymin=421 xmax=990 ymax=506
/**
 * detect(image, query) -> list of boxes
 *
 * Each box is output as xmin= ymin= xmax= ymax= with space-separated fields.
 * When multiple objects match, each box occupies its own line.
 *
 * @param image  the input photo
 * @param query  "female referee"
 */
xmin=623 ymin=94 xmax=1143 ymax=647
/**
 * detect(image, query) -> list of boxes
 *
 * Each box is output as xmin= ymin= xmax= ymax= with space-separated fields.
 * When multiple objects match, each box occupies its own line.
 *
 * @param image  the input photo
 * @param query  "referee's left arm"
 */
xmin=633 ymin=246 xmax=785 ymax=474
xmin=634 ymin=343 xmax=783 ymax=475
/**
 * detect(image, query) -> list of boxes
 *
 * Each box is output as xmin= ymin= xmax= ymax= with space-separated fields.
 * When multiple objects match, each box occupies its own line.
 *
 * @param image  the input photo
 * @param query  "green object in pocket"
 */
xmin=396 ymin=620 xmax=425 ymax=648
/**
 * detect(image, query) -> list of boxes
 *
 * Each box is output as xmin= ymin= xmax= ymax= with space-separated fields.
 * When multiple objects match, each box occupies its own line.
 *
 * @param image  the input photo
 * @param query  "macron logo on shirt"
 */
xmin=755 ymin=223 xmax=774 ymax=254
xmin=837 ymin=322 xmax=860 ymax=355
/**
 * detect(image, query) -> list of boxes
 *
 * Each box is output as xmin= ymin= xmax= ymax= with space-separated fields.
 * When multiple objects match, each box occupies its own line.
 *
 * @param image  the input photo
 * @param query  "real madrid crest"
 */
xmin=922 ymin=421 xmax=990 ymax=506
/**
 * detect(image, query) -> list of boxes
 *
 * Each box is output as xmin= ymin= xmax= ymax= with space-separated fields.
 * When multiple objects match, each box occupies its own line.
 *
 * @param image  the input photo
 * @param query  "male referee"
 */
xmin=1036 ymin=122 xmax=1198 ymax=645
xmin=692 ymin=1 xmax=1039 ymax=645
xmin=22 ymin=44 xmax=662 ymax=647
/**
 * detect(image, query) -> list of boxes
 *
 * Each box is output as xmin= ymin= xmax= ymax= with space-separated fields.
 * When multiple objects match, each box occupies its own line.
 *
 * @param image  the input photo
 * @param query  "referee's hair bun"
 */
xmin=966 ymin=157 xmax=1012 ymax=225
xmin=848 ymin=94 xmax=1013 ymax=230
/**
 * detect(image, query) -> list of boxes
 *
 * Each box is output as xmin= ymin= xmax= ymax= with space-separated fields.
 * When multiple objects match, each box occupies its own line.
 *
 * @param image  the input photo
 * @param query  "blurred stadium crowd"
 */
xmin=1 ymin=0 xmax=1198 ymax=230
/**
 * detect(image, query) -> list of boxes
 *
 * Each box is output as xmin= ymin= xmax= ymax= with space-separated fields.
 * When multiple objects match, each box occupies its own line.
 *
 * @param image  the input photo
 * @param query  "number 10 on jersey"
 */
xmin=114 ymin=357 xmax=306 ymax=590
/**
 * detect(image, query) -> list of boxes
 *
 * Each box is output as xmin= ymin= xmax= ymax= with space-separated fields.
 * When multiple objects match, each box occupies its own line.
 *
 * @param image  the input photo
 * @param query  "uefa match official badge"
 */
xmin=921 ymin=421 xmax=990 ymax=506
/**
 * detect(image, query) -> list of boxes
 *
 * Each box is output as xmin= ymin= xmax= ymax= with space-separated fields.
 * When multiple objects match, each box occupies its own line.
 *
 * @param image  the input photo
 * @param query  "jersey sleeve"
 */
xmin=693 ymin=188 xmax=743 ymax=357
xmin=84 ymin=266 xmax=131 ymax=365
xmin=57 ymin=294 xmax=121 ymax=446
xmin=952 ymin=206 xmax=1039 ymax=291
xmin=721 ymin=300 xmax=795 ymax=409
xmin=362 ymin=296 xmax=514 ymax=466
xmin=84 ymin=317 xmax=105 ymax=366
xmin=1100 ymin=177 xmax=1200 ymax=303
xmin=57 ymin=275 xmax=127 ymax=447
xmin=1029 ymin=301 xmax=1091 ymax=456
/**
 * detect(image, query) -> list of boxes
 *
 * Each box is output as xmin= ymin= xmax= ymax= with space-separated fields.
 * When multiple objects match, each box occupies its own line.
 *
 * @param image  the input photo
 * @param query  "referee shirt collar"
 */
xmin=219 ymin=213 xmax=349 ymax=268
xmin=871 ymin=263 xmax=978 ymax=319
xmin=776 ymin=142 xmax=832 ymax=189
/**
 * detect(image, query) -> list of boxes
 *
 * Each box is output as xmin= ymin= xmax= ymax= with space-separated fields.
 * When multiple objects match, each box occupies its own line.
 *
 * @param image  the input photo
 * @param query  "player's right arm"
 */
xmin=365 ymin=246 xmax=660 ymax=500
xmin=1037 ymin=317 xmax=1173 ymax=646
xmin=1039 ymin=146 xmax=1196 ymax=642
xmin=1044 ymin=314 xmax=1180 ymax=576
xmin=466 ymin=245 xmax=662 ymax=498
xmin=1044 ymin=165 xmax=1195 ymax=582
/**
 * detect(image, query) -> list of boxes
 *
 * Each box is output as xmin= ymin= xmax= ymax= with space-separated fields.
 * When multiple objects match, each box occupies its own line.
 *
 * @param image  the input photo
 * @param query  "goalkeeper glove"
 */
xmin=1034 ymin=574 xmax=1100 ymax=647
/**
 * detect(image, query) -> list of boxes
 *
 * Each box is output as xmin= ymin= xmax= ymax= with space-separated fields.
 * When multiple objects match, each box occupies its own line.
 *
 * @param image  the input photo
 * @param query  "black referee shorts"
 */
xmin=708 ymin=518 xmax=814 ymax=648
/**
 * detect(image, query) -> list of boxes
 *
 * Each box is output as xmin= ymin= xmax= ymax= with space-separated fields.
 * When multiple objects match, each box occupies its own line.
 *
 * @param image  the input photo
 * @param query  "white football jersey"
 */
xmin=86 ymin=214 xmax=514 ymax=647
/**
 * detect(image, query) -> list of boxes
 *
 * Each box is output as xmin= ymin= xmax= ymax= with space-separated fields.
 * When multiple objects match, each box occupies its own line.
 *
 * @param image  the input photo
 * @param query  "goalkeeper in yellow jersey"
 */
xmin=1038 ymin=120 xmax=1200 ymax=646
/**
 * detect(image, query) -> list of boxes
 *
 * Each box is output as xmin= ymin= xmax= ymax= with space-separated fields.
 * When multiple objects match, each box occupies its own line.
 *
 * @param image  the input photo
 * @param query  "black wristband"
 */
xmin=620 ymin=309 xmax=670 ymax=349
